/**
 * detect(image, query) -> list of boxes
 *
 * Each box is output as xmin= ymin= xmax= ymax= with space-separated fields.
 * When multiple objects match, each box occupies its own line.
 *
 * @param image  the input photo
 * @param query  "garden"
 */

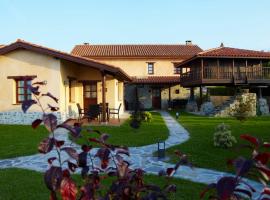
xmin=1 ymin=84 xmax=270 ymax=199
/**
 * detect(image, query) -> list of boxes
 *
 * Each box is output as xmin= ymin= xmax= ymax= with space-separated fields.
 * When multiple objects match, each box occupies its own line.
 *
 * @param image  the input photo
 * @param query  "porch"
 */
xmin=60 ymin=59 xmax=131 ymax=123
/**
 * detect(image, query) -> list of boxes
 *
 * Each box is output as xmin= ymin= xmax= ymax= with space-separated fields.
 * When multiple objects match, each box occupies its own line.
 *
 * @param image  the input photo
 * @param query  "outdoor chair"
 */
xmin=76 ymin=103 xmax=85 ymax=121
xmin=109 ymin=103 xmax=122 ymax=122
xmin=99 ymin=103 xmax=109 ymax=121
xmin=87 ymin=104 xmax=101 ymax=122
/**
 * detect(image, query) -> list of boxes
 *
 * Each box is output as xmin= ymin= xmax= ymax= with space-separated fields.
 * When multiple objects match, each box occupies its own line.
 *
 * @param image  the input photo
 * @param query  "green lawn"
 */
xmin=166 ymin=111 xmax=270 ymax=173
xmin=74 ymin=112 xmax=169 ymax=147
xmin=0 ymin=125 xmax=48 ymax=159
xmin=0 ymin=168 xmax=208 ymax=200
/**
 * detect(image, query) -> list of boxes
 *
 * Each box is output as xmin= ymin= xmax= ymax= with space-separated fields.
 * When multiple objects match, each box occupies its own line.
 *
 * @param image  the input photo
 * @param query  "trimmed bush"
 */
xmin=213 ymin=123 xmax=237 ymax=148
xmin=141 ymin=111 xmax=152 ymax=122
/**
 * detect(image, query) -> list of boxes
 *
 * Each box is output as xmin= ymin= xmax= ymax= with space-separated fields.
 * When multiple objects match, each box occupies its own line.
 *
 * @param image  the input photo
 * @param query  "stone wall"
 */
xmin=0 ymin=111 xmax=65 ymax=125
xmin=215 ymin=93 xmax=257 ymax=117
xmin=210 ymin=96 xmax=232 ymax=107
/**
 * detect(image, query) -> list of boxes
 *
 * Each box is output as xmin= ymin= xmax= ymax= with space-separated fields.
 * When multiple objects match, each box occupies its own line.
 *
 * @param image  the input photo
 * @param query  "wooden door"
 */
xmin=83 ymin=83 xmax=97 ymax=111
xmin=152 ymin=88 xmax=161 ymax=109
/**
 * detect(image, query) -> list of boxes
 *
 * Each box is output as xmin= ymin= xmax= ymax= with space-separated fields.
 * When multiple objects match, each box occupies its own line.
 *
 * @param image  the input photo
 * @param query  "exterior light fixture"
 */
xmin=157 ymin=141 xmax=166 ymax=159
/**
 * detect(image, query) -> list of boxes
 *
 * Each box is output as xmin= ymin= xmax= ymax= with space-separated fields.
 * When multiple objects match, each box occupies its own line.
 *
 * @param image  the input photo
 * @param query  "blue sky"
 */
xmin=0 ymin=0 xmax=269 ymax=52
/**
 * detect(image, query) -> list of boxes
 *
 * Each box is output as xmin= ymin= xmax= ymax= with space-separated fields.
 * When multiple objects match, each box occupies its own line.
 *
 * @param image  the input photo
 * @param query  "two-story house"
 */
xmin=71 ymin=41 xmax=202 ymax=110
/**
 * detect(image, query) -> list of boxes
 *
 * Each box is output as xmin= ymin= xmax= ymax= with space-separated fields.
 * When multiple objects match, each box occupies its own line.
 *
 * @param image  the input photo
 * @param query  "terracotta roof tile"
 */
xmin=198 ymin=47 xmax=270 ymax=58
xmin=177 ymin=46 xmax=270 ymax=67
xmin=71 ymin=44 xmax=202 ymax=58
xmin=132 ymin=76 xmax=180 ymax=84
xmin=0 ymin=39 xmax=131 ymax=81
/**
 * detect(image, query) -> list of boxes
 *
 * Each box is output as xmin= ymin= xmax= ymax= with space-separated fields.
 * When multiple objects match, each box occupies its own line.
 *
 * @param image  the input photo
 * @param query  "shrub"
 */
xmin=202 ymin=134 xmax=270 ymax=200
xmin=22 ymin=81 xmax=190 ymax=199
xmin=230 ymin=94 xmax=256 ymax=121
xmin=213 ymin=123 xmax=236 ymax=148
xmin=141 ymin=111 xmax=152 ymax=122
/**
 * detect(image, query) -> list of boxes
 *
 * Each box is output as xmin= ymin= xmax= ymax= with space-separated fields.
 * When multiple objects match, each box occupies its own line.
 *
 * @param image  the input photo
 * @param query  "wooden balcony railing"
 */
xmin=180 ymin=67 xmax=270 ymax=83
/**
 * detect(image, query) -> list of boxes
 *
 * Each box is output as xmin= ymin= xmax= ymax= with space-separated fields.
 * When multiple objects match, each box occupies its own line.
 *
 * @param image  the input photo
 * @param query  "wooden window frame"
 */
xmin=174 ymin=66 xmax=181 ymax=74
xmin=147 ymin=63 xmax=154 ymax=75
xmin=7 ymin=76 xmax=36 ymax=104
xmin=15 ymin=78 xmax=32 ymax=103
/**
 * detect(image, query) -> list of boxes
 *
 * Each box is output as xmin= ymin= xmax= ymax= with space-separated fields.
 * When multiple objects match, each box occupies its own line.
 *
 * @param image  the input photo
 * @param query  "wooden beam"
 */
xmin=201 ymin=58 xmax=204 ymax=80
xmin=101 ymin=72 xmax=107 ymax=123
xmin=217 ymin=59 xmax=220 ymax=79
xmin=245 ymin=59 xmax=248 ymax=79
xmin=232 ymin=59 xmax=235 ymax=80
xmin=7 ymin=75 xmax=37 ymax=80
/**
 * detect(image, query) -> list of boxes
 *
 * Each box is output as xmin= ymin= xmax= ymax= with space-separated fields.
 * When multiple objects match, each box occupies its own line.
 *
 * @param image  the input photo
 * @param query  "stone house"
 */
xmin=0 ymin=40 xmax=130 ymax=124
xmin=71 ymin=41 xmax=202 ymax=110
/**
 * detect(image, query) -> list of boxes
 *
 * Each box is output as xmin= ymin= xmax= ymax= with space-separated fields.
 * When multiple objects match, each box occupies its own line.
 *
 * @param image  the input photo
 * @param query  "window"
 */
xmin=148 ymin=63 xmax=154 ymax=74
xmin=84 ymin=83 xmax=97 ymax=98
xmin=16 ymin=79 xmax=32 ymax=103
xmin=175 ymin=89 xmax=180 ymax=94
xmin=174 ymin=66 xmax=181 ymax=74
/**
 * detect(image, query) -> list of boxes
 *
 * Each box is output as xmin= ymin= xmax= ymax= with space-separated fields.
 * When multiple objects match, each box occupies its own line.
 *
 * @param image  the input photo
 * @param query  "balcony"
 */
xmin=180 ymin=67 xmax=270 ymax=87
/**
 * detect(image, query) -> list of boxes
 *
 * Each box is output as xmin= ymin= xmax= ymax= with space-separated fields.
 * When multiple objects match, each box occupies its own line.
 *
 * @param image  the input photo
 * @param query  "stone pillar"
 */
xmin=185 ymin=87 xmax=198 ymax=112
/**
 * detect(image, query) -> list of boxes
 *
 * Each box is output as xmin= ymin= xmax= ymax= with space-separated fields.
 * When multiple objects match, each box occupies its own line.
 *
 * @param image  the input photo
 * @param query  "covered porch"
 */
xmin=60 ymin=59 xmax=131 ymax=123
xmin=125 ymin=76 xmax=189 ymax=110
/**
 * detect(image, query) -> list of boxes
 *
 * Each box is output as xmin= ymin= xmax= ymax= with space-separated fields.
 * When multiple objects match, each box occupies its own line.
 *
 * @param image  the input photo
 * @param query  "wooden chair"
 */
xmin=76 ymin=103 xmax=85 ymax=121
xmin=87 ymin=104 xmax=101 ymax=122
xmin=109 ymin=103 xmax=122 ymax=122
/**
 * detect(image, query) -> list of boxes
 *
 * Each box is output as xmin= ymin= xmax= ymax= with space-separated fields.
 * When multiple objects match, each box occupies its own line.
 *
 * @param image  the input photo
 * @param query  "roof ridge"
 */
xmin=76 ymin=44 xmax=199 ymax=46
xmin=198 ymin=47 xmax=223 ymax=55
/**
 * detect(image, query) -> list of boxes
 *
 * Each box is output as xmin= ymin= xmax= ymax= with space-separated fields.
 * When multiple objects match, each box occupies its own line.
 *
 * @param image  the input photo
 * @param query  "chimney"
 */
xmin=83 ymin=42 xmax=89 ymax=45
xmin=220 ymin=42 xmax=224 ymax=47
xmin=185 ymin=40 xmax=192 ymax=45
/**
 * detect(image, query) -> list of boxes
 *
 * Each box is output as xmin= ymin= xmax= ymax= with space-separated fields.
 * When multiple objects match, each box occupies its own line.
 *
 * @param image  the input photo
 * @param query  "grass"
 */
xmin=0 ymin=168 xmax=208 ymax=200
xmin=0 ymin=125 xmax=48 ymax=159
xmin=74 ymin=112 xmax=169 ymax=147
xmin=165 ymin=111 xmax=270 ymax=173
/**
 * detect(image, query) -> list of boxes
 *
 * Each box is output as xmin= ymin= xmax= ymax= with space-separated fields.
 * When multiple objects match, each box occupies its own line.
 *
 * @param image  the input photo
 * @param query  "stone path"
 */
xmin=0 ymin=111 xmax=264 ymax=199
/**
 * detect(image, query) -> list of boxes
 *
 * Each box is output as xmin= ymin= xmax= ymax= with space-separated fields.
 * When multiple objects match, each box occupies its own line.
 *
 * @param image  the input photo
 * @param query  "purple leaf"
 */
xmin=22 ymin=100 xmax=37 ymax=113
xmin=81 ymin=166 xmax=89 ymax=178
xmin=44 ymin=166 xmax=63 ymax=192
xmin=100 ymin=133 xmax=109 ymax=142
xmin=38 ymin=137 xmax=54 ymax=154
xmin=32 ymin=119 xmax=42 ymax=129
xmin=95 ymin=148 xmax=110 ymax=169
xmin=43 ymin=114 xmax=57 ymax=132
xmin=61 ymin=147 xmax=78 ymax=161
xmin=216 ymin=177 xmax=237 ymax=200
xmin=68 ymin=161 xmax=78 ymax=172
xmin=233 ymin=157 xmax=253 ymax=176
xmin=28 ymin=85 xmax=40 ymax=95
xmin=78 ymin=152 xmax=87 ymax=168
xmin=57 ymin=123 xmax=81 ymax=138
xmin=48 ymin=104 xmax=59 ymax=112
xmin=48 ymin=157 xmax=57 ymax=165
